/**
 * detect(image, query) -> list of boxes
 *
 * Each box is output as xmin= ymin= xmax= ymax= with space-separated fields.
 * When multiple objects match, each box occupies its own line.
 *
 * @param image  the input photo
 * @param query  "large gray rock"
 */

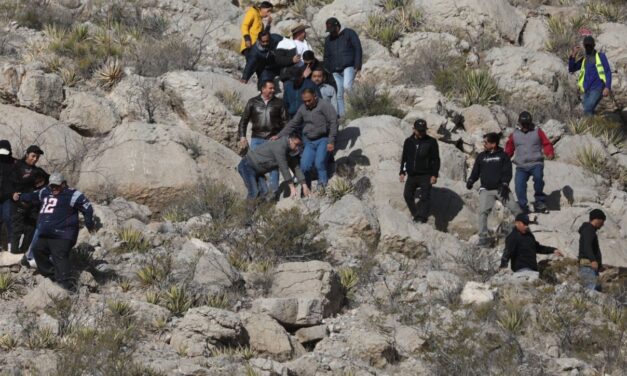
xmin=554 ymin=134 xmax=611 ymax=166
xmin=108 ymin=197 xmax=152 ymax=223
xmin=76 ymin=122 xmax=244 ymax=209
xmin=0 ymin=104 xmax=84 ymax=175
xmin=318 ymin=194 xmax=380 ymax=249
xmin=533 ymin=161 xmax=608 ymax=207
xmin=596 ymin=23 xmax=627 ymax=111
xmin=461 ymin=105 xmax=504 ymax=136
xmin=311 ymin=0 xmax=379 ymax=36
xmin=241 ymin=312 xmax=305 ymax=361
xmin=415 ymin=0 xmax=526 ymax=43
xmin=522 ymin=17 xmax=549 ymax=51
xmin=22 ymin=276 xmax=70 ymax=312
xmin=0 ymin=63 xmax=24 ymax=103
xmin=169 ymin=307 xmax=248 ymax=357
xmin=60 ymin=91 xmax=120 ymax=136
xmin=175 ymin=238 xmax=242 ymax=292
xmin=17 ymin=70 xmax=64 ymax=117
xmin=252 ymin=261 xmax=344 ymax=327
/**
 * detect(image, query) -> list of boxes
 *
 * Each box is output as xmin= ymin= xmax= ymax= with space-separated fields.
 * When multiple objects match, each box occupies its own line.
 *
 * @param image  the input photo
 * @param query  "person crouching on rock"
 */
xmin=238 ymin=133 xmax=311 ymax=200
xmin=500 ymin=213 xmax=563 ymax=272
xmin=14 ymin=172 xmax=96 ymax=291
xmin=466 ymin=132 xmax=522 ymax=247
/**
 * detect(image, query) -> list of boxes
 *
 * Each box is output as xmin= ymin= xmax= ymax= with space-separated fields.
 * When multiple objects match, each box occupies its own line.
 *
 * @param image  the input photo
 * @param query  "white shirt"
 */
xmin=277 ymin=38 xmax=312 ymax=67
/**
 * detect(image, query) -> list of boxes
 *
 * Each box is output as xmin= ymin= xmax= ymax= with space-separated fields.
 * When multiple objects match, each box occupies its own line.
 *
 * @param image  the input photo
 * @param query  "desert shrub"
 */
xmin=339 ymin=267 xmax=359 ymax=300
xmin=497 ymin=298 xmax=527 ymax=334
xmin=116 ymin=227 xmax=150 ymax=253
xmin=215 ymin=89 xmax=246 ymax=116
xmin=459 ymin=69 xmax=500 ymax=106
xmin=25 ymin=327 xmax=58 ymax=349
xmin=346 ymin=81 xmax=405 ymax=119
xmin=291 ymin=0 xmax=334 ymax=17
xmin=179 ymin=134 xmax=203 ymax=160
xmin=402 ymin=40 xmax=464 ymax=87
xmin=210 ymin=345 xmax=256 ymax=360
xmin=365 ymin=13 xmax=404 ymax=49
xmin=365 ymin=1 xmax=422 ymax=49
xmin=131 ymin=36 xmax=197 ymax=77
xmin=0 ymin=334 xmax=18 ymax=350
xmin=0 ymin=0 xmax=74 ymax=30
xmin=136 ymin=255 xmax=172 ymax=287
xmin=576 ymin=146 xmax=606 ymax=175
xmin=326 ymin=177 xmax=355 ymax=202
xmin=0 ymin=273 xmax=20 ymax=299
xmin=95 ymin=58 xmax=124 ymax=88
xmin=163 ymin=285 xmax=193 ymax=316
xmin=585 ymin=0 xmax=626 ymax=23
xmin=545 ymin=14 xmax=595 ymax=61
xmin=567 ymin=116 xmax=624 ymax=148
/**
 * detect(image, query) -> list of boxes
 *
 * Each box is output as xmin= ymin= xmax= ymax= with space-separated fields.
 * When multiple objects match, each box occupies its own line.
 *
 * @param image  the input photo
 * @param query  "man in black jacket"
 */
xmin=240 ymin=30 xmax=283 ymax=87
xmin=238 ymin=80 xmax=288 ymax=196
xmin=0 ymin=139 xmax=18 ymax=253
xmin=323 ymin=17 xmax=362 ymax=117
xmin=399 ymin=119 xmax=440 ymax=223
xmin=12 ymin=145 xmax=48 ymax=254
xmin=467 ymin=133 xmax=522 ymax=246
xmin=500 ymin=213 xmax=563 ymax=272
xmin=578 ymin=209 xmax=605 ymax=291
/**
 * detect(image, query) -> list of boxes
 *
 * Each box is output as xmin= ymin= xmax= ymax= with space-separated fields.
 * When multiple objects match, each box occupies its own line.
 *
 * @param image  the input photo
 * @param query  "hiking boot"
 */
xmin=413 ymin=216 xmax=427 ymax=224
xmin=534 ymin=202 xmax=549 ymax=214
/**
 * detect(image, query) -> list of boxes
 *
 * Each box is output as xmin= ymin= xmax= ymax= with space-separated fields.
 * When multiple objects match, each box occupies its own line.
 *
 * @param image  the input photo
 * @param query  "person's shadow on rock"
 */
xmin=429 ymin=187 xmax=464 ymax=233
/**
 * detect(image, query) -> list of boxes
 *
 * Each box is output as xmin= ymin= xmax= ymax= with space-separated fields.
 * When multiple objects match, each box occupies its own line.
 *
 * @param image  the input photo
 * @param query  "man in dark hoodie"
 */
xmin=240 ymin=30 xmax=282 ymax=87
xmin=505 ymin=111 xmax=554 ymax=214
xmin=500 ymin=213 xmax=563 ymax=272
xmin=467 ymin=133 xmax=522 ymax=246
xmin=399 ymin=119 xmax=440 ymax=223
xmin=0 ymin=139 xmax=18 ymax=253
xmin=578 ymin=209 xmax=605 ymax=291
xmin=12 ymin=145 xmax=48 ymax=255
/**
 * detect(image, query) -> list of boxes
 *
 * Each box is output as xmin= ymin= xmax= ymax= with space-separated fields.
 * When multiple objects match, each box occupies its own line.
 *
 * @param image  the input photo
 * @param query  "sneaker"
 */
xmin=534 ymin=202 xmax=549 ymax=214
xmin=28 ymin=258 xmax=37 ymax=268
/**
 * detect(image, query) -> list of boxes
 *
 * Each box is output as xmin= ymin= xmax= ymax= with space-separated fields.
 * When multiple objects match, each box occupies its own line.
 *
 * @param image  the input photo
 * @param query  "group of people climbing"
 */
xmin=0 ymin=140 xmax=95 ymax=291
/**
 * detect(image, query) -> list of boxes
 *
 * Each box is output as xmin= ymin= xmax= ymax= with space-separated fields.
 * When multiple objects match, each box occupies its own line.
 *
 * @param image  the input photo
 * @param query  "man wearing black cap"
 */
xmin=500 ymin=213 xmax=563 ymax=272
xmin=505 ymin=111 xmax=554 ymax=214
xmin=0 ymin=139 xmax=18 ymax=253
xmin=399 ymin=119 xmax=440 ymax=223
xmin=12 ymin=145 xmax=49 ymax=255
xmin=323 ymin=17 xmax=362 ymax=117
xmin=578 ymin=209 xmax=606 ymax=291
xmin=568 ymin=36 xmax=612 ymax=116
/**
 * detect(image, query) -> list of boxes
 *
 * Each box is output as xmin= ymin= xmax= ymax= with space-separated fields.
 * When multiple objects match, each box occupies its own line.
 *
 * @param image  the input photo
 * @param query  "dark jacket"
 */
xmin=279 ymin=98 xmax=339 ymax=144
xmin=467 ymin=148 xmax=512 ymax=190
xmin=283 ymin=78 xmax=317 ymax=117
xmin=0 ymin=154 xmax=18 ymax=203
xmin=245 ymin=137 xmax=306 ymax=184
xmin=399 ymin=135 xmax=440 ymax=177
xmin=20 ymin=187 xmax=94 ymax=241
xmin=324 ymin=28 xmax=363 ymax=73
xmin=14 ymin=159 xmax=49 ymax=209
xmin=578 ymin=222 xmax=602 ymax=267
xmin=238 ymin=95 xmax=288 ymax=139
xmin=241 ymin=34 xmax=282 ymax=82
xmin=501 ymin=229 xmax=556 ymax=272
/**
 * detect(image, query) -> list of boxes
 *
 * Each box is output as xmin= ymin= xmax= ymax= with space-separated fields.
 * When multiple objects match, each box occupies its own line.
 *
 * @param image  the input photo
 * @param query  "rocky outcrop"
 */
xmin=60 ymin=91 xmax=120 ymax=136
xmin=17 ymin=70 xmax=64 ymax=118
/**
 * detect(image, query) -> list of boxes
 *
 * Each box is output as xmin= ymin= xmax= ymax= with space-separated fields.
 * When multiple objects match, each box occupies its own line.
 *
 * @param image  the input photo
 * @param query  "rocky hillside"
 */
xmin=0 ymin=0 xmax=626 ymax=375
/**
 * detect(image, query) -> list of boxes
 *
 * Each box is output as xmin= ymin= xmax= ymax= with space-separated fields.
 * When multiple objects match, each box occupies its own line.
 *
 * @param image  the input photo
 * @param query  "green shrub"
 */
xmin=403 ymin=40 xmax=464 ymax=87
xmin=0 ymin=333 xmax=18 ymax=350
xmin=460 ymin=69 xmax=500 ymax=106
xmin=215 ymin=89 xmax=246 ymax=116
xmin=339 ymin=267 xmax=359 ymax=300
xmin=0 ymin=273 xmax=19 ymax=299
xmin=163 ymin=285 xmax=193 ymax=316
xmin=365 ymin=13 xmax=404 ymax=49
xmin=136 ymin=256 xmax=171 ymax=287
xmin=567 ymin=116 xmax=624 ymax=148
xmin=117 ymin=227 xmax=151 ymax=253
xmin=545 ymin=15 xmax=595 ymax=61
xmin=365 ymin=1 xmax=422 ymax=49
xmin=346 ymin=81 xmax=405 ymax=119
xmin=576 ymin=146 xmax=607 ymax=175
xmin=210 ymin=345 xmax=256 ymax=360
xmin=326 ymin=177 xmax=355 ymax=202
xmin=586 ymin=0 xmax=626 ymax=23
xmin=26 ymin=327 xmax=58 ymax=350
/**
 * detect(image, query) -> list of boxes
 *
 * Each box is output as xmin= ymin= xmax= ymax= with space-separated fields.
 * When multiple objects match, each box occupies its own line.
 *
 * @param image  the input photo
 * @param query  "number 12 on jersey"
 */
xmin=41 ymin=197 xmax=58 ymax=214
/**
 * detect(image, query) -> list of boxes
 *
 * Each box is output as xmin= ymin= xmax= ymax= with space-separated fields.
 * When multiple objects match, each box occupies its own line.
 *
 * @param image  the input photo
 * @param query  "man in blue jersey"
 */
xmin=14 ymin=172 xmax=95 ymax=290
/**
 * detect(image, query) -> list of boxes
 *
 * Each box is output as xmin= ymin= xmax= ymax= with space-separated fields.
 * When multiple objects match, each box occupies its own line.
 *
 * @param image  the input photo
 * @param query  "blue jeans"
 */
xmin=301 ymin=137 xmax=329 ymax=188
xmin=579 ymin=266 xmax=601 ymax=291
xmin=26 ymin=227 xmax=39 ymax=260
xmin=582 ymin=88 xmax=603 ymax=116
xmin=332 ymin=66 xmax=356 ymax=117
xmin=250 ymin=138 xmax=279 ymax=194
xmin=0 ymin=200 xmax=13 ymax=251
xmin=514 ymin=164 xmax=545 ymax=210
xmin=237 ymin=159 xmax=262 ymax=199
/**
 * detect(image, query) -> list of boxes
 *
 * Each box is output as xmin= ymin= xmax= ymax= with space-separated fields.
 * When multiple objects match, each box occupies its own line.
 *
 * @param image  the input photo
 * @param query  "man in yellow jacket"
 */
xmin=240 ymin=2 xmax=274 ymax=56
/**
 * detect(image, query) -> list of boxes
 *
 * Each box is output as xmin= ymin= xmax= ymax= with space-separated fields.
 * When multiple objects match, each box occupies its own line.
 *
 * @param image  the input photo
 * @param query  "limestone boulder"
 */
xmin=0 ymin=63 xmax=24 ymax=103
xmin=311 ymin=0 xmax=379 ymax=36
xmin=241 ymin=312 xmax=305 ymax=361
xmin=438 ymin=143 xmax=467 ymax=181
xmin=318 ymin=194 xmax=380 ymax=249
xmin=521 ymin=17 xmax=549 ymax=51
xmin=415 ymin=0 xmax=526 ymax=43
xmin=554 ymin=134 xmax=611 ymax=166
xmin=596 ymin=23 xmax=627 ymax=110
xmin=533 ymin=161 xmax=608 ymax=208
xmin=107 ymin=197 xmax=152 ymax=223
xmin=17 ymin=70 xmax=64 ymax=117
xmin=169 ymin=307 xmax=248 ymax=357
xmin=460 ymin=281 xmax=496 ymax=305
xmin=22 ymin=276 xmax=70 ymax=312
xmin=60 ymin=91 xmax=120 ymax=136
xmin=76 ymin=122 xmax=244 ymax=210
xmin=461 ymin=105 xmax=504 ymax=135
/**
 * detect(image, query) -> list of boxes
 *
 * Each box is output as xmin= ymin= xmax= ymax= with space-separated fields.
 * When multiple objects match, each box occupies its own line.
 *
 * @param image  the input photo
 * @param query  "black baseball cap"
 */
xmin=515 ymin=213 xmax=530 ymax=225
xmin=325 ymin=17 xmax=341 ymax=32
xmin=26 ymin=145 xmax=44 ymax=155
xmin=413 ymin=119 xmax=427 ymax=131
xmin=518 ymin=111 xmax=532 ymax=126
xmin=583 ymin=36 xmax=595 ymax=46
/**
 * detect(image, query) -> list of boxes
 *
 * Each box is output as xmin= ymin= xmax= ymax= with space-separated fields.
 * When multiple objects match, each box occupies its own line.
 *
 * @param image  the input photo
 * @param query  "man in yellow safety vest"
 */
xmin=568 ymin=36 xmax=612 ymax=116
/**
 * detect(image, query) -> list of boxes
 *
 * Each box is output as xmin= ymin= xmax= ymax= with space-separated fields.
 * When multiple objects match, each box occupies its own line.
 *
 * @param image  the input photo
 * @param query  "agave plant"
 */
xmin=96 ymin=59 xmax=124 ymax=88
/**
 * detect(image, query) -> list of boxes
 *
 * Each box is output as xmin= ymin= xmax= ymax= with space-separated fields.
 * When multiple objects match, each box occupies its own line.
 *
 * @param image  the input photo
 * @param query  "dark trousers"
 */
xmin=11 ymin=205 xmax=38 ymax=253
xmin=403 ymin=175 xmax=432 ymax=221
xmin=33 ymin=237 xmax=75 ymax=290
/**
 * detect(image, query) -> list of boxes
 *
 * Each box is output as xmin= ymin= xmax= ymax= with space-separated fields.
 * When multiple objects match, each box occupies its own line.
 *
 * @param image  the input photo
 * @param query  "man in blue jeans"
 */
xmin=323 ymin=17 xmax=362 ymax=118
xmin=505 ymin=111 xmax=554 ymax=214
xmin=276 ymin=89 xmax=338 ymax=193
xmin=238 ymin=80 xmax=288 ymax=198
xmin=568 ymin=36 xmax=612 ymax=116
xmin=578 ymin=209 xmax=605 ymax=291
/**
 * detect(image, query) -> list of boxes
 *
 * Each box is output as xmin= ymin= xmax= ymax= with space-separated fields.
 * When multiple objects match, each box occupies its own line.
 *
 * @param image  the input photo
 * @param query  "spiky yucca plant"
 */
xmin=96 ymin=59 xmax=124 ymax=88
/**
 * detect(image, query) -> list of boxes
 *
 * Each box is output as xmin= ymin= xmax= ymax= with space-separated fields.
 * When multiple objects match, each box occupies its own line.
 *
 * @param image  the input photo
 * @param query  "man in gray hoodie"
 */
xmin=276 ymin=88 xmax=338 ymax=192
xmin=238 ymin=133 xmax=311 ymax=199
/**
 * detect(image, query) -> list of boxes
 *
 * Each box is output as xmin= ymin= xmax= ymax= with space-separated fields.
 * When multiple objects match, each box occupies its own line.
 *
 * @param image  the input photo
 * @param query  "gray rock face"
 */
xmin=60 ymin=91 xmax=120 ymax=136
xmin=108 ymin=197 xmax=153 ymax=224
xmin=241 ymin=312 xmax=304 ymax=361
xmin=318 ymin=194 xmax=380 ymax=249
xmin=294 ymin=325 xmax=328 ymax=345
xmin=169 ymin=307 xmax=248 ymax=357
xmin=22 ymin=276 xmax=70 ymax=312
xmin=252 ymin=261 xmax=344 ymax=327
xmin=175 ymin=238 xmax=242 ymax=292
xmin=17 ymin=70 xmax=64 ymax=117
xmin=460 ymin=281 xmax=496 ymax=305
xmin=0 ymin=63 xmax=24 ymax=103
xmin=554 ymin=134 xmax=610 ymax=166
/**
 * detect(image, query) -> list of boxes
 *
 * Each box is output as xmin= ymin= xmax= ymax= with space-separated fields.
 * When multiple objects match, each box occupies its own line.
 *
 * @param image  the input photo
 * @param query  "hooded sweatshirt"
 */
xmin=578 ymin=222 xmax=602 ymax=267
xmin=0 ymin=140 xmax=18 ymax=202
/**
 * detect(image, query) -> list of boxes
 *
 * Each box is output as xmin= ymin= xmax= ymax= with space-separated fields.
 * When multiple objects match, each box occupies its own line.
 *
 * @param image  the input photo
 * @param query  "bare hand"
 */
xmin=12 ymin=192 xmax=20 ymax=201
xmin=327 ymin=143 xmax=334 ymax=152
xmin=554 ymin=249 xmax=564 ymax=257
xmin=240 ymin=79 xmax=248 ymax=84
xmin=303 ymin=66 xmax=312 ymax=78
xmin=245 ymin=40 xmax=252 ymax=49
xmin=302 ymin=184 xmax=312 ymax=197
xmin=289 ymin=184 xmax=299 ymax=198
xmin=430 ymin=176 xmax=437 ymax=185
xmin=399 ymin=174 xmax=405 ymax=183
xmin=546 ymin=154 xmax=555 ymax=160
xmin=603 ymin=88 xmax=610 ymax=97
xmin=239 ymin=137 xmax=248 ymax=149
xmin=590 ymin=261 xmax=599 ymax=271
xmin=270 ymin=135 xmax=279 ymax=141
xmin=293 ymin=54 xmax=302 ymax=64
xmin=571 ymin=45 xmax=582 ymax=58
